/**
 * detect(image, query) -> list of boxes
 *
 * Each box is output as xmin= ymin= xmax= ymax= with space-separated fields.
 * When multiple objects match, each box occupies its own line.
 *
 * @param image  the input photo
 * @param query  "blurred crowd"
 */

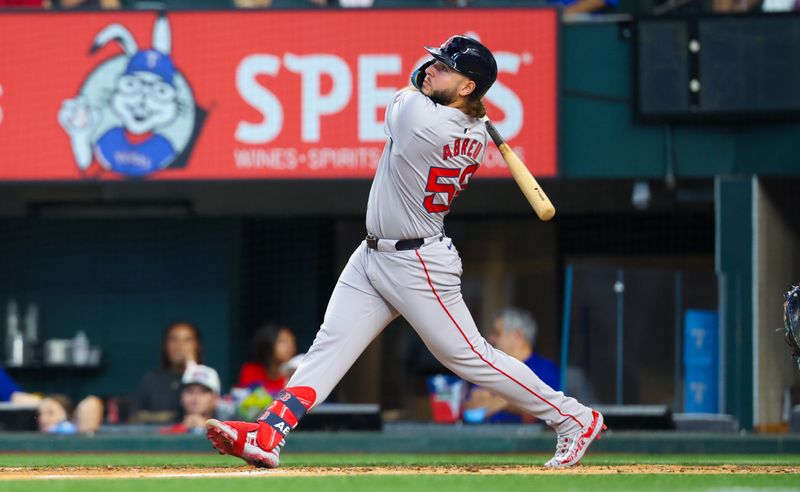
xmin=0 ymin=0 xmax=611 ymax=10
xmin=0 ymin=306 xmax=593 ymax=433
xmin=1 ymin=319 xmax=304 ymax=435
xmin=0 ymin=0 xmax=797 ymax=16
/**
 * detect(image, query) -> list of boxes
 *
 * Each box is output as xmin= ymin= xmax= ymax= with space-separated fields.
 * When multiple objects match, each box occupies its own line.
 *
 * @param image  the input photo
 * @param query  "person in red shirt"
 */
xmin=0 ymin=1 xmax=45 ymax=7
xmin=237 ymin=324 xmax=297 ymax=396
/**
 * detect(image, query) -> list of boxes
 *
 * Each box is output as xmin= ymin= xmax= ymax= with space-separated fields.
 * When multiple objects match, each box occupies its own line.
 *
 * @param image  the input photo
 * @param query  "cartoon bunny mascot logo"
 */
xmin=59 ymin=13 xmax=205 ymax=178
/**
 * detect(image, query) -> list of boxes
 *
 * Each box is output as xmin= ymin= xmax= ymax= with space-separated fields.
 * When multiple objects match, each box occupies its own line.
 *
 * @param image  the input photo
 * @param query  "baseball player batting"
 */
xmin=206 ymin=35 xmax=605 ymax=469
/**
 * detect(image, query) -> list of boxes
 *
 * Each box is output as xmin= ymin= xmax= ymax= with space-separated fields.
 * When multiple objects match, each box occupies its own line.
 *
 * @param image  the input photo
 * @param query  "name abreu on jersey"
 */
xmin=441 ymin=137 xmax=484 ymax=162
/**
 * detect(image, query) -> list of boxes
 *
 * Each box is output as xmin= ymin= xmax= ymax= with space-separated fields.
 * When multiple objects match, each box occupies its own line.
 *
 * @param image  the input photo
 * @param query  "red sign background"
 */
xmin=0 ymin=9 xmax=557 ymax=180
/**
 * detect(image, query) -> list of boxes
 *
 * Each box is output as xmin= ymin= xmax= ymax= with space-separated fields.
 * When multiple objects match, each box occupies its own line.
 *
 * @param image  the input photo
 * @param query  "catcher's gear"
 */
xmin=783 ymin=284 xmax=800 ymax=370
xmin=424 ymin=35 xmax=497 ymax=98
xmin=411 ymin=59 xmax=435 ymax=90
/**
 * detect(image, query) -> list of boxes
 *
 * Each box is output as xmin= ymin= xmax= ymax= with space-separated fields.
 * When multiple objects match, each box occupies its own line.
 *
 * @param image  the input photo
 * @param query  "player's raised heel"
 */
xmin=544 ymin=410 xmax=606 ymax=469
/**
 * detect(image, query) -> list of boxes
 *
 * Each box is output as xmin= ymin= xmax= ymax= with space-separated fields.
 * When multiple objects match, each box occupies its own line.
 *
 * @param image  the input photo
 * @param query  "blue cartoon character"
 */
xmin=59 ymin=13 xmax=204 ymax=178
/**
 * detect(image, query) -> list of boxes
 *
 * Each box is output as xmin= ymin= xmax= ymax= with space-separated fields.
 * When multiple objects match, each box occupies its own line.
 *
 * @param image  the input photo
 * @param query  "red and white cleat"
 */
xmin=206 ymin=387 xmax=315 ymax=469
xmin=544 ymin=409 xmax=606 ymax=469
xmin=206 ymin=419 xmax=282 ymax=468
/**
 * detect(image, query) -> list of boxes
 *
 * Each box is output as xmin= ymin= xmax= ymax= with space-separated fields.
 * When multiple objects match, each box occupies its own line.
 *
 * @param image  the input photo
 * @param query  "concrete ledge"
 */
xmin=0 ymin=428 xmax=798 ymax=454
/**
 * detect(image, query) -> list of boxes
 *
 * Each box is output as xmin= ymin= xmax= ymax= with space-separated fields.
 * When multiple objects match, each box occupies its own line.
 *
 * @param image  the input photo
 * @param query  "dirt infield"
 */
xmin=2 ymin=465 xmax=799 ymax=480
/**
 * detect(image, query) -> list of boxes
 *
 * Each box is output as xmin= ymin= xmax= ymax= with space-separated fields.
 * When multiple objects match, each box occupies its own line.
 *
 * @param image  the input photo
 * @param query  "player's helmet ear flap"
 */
xmin=424 ymin=35 xmax=498 ymax=99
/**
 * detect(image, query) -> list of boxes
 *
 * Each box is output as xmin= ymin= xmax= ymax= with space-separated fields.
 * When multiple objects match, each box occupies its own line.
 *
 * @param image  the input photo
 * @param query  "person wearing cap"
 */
xmin=161 ymin=364 xmax=221 ymax=435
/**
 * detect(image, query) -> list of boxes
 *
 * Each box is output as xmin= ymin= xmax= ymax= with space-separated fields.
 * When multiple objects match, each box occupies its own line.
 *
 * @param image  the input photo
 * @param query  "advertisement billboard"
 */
xmin=0 ymin=9 xmax=556 ymax=180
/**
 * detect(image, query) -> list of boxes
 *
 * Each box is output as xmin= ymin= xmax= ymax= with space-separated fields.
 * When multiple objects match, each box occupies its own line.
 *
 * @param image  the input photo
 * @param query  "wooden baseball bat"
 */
xmin=480 ymin=116 xmax=556 ymax=221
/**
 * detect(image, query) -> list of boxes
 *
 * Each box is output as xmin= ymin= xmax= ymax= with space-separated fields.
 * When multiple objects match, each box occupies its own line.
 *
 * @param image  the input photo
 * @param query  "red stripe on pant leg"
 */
xmin=415 ymin=250 xmax=583 ymax=428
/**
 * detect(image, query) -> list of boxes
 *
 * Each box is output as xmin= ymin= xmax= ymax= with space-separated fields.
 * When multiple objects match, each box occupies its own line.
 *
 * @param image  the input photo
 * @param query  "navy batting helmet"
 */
xmin=425 ymin=35 xmax=497 ymax=99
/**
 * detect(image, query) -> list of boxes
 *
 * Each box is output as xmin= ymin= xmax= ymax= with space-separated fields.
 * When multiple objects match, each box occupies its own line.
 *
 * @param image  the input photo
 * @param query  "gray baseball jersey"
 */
xmin=287 ymin=88 xmax=592 ymax=436
xmin=366 ymin=88 xmax=487 ymax=240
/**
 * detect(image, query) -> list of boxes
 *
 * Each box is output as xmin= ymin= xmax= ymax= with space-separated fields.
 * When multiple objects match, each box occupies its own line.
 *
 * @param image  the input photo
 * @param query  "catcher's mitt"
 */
xmin=783 ymin=284 xmax=800 ymax=370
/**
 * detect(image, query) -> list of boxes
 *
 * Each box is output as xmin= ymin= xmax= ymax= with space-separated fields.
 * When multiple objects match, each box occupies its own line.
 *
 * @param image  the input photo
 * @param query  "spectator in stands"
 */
xmin=710 ymin=0 xmax=761 ymax=12
xmin=38 ymin=394 xmax=104 ymax=434
xmin=51 ymin=0 xmax=121 ymax=8
xmin=441 ymin=0 xmax=618 ymax=13
xmin=38 ymin=394 xmax=76 ymax=433
xmin=122 ymin=0 xmax=237 ymax=9
xmin=762 ymin=0 xmax=800 ymax=11
xmin=160 ymin=364 xmax=222 ymax=434
xmin=549 ymin=0 xmax=619 ymax=14
xmin=0 ymin=0 xmax=121 ymax=7
xmin=2 ymin=367 xmax=105 ymax=431
xmin=232 ymin=0 xmax=271 ymax=6
xmin=0 ymin=367 xmax=44 ymax=405
xmin=231 ymin=0 xmax=337 ymax=6
xmin=0 ymin=367 xmax=24 ymax=403
xmin=130 ymin=321 xmax=203 ymax=424
xmin=0 ymin=0 xmax=47 ymax=7
xmin=236 ymin=323 xmax=297 ymax=396
xmin=463 ymin=308 xmax=560 ymax=423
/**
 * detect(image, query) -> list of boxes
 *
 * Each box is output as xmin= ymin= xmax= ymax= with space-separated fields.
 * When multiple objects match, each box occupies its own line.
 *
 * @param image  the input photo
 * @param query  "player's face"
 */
xmin=422 ymin=61 xmax=471 ymax=106
xmin=166 ymin=324 xmax=200 ymax=368
xmin=273 ymin=328 xmax=297 ymax=364
xmin=181 ymin=384 xmax=218 ymax=418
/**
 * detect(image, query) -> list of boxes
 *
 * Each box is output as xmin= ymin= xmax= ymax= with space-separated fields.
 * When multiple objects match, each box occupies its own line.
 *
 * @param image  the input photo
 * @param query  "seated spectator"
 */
xmin=0 ymin=0 xmax=120 ymax=7
xmin=51 ymin=0 xmax=121 ymax=8
xmin=73 ymin=395 xmax=104 ymax=432
xmin=38 ymin=394 xmax=104 ymax=434
xmin=160 ymin=364 xmax=221 ymax=434
xmin=711 ymin=0 xmax=760 ymax=12
xmin=237 ymin=323 xmax=297 ymax=396
xmin=232 ymin=0 xmax=335 ymax=6
xmin=0 ymin=0 xmax=47 ymax=7
xmin=550 ymin=0 xmax=619 ymax=15
xmin=38 ymin=394 xmax=76 ymax=434
xmin=762 ymin=0 xmax=800 ymax=11
xmin=0 ymin=366 xmax=23 ymax=403
xmin=441 ymin=0 xmax=617 ymax=12
xmin=232 ymin=0 xmax=271 ymax=7
xmin=130 ymin=321 xmax=203 ymax=424
xmin=3 ymin=366 xmax=104 ymax=431
xmin=464 ymin=308 xmax=560 ymax=424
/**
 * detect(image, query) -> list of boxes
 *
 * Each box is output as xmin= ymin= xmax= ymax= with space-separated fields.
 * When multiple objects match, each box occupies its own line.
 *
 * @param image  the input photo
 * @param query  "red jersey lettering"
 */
xmin=423 ymin=167 xmax=461 ymax=213
xmin=442 ymin=144 xmax=453 ymax=161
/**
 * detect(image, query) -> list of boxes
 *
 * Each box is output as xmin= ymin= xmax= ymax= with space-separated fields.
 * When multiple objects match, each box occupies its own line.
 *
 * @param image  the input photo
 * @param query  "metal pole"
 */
xmin=615 ymin=269 xmax=625 ymax=405
xmin=674 ymin=271 xmax=683 ymax=413
xmin=560 ymin=266 xmax=574 ymax=392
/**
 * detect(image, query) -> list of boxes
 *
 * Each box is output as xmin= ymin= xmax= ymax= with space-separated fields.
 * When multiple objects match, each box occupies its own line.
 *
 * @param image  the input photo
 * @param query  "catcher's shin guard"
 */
xmin=256 ymin=386 xmax=316 ymax=451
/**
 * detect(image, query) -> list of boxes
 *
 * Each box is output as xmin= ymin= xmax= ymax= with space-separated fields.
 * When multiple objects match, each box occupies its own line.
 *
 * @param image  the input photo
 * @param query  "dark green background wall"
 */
xmin=0 ymin=217 xmax=338 ymax=402
xmin=0 ymin=219 xmax=237 ymax=400
xmin=560 ymin=22 xmax=800 ymax=179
